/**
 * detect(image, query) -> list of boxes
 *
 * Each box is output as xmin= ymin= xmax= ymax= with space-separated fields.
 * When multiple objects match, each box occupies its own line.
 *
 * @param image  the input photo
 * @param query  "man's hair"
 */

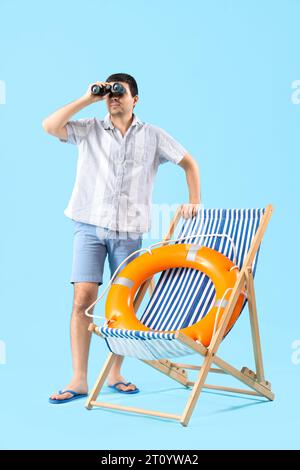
xmin=105 ymin=73 xmax=138 ymax=97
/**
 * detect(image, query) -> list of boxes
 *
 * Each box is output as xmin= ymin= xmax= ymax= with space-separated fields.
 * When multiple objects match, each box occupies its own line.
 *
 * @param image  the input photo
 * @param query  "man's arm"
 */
xmin=42 ymin=81 xmax=109 ymax=140
xmin=178 ymin=153 xmax=201 ymax=218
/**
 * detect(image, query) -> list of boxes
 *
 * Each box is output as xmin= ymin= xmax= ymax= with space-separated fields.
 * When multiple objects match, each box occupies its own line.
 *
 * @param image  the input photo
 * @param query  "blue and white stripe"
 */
xmin=100 ymin=208 xmax=264 ymax=359
xmin=99 ymin=327 xmax=193 ymax=360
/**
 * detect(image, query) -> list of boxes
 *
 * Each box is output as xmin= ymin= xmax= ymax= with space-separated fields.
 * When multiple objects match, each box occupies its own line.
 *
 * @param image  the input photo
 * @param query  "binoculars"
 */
xmin=91 ymin=82 xmax=126 ymax=96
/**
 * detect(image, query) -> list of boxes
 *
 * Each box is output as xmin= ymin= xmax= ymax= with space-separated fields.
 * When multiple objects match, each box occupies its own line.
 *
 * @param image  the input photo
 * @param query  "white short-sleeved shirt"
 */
xmin=60 ymin=112 xmax=187 ymax=233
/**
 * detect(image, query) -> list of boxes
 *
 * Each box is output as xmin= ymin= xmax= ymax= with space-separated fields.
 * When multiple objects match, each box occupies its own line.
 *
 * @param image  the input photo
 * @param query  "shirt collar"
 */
xmin=103 ymin=112 xmax=143 ymax=130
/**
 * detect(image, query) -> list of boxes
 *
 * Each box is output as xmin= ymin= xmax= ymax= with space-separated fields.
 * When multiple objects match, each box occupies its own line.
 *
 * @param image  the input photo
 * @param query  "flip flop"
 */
xmin=48 ymin=389 xmax=88 ymax=404
xmin=108 ymin=381 xmax=140 ymax=394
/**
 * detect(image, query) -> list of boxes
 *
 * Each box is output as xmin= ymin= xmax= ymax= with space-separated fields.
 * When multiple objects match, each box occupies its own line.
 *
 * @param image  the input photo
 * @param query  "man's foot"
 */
xmin=107 ymin=375 xmax=139 ymax=393
xmin=49 ymin=380 xmax=88 ymax=402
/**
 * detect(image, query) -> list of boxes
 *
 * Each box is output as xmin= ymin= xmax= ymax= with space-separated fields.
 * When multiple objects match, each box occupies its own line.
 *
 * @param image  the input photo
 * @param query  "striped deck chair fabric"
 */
xmin=99 ymin=209 xmax=265 ymax=360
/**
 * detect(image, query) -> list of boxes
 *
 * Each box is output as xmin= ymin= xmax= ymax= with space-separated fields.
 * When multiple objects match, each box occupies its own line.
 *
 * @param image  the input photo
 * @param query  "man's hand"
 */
xmin=83 ymin=82 xmax=111 ymax=104
xmin=180 ymin=203 xmax=201 ymax=219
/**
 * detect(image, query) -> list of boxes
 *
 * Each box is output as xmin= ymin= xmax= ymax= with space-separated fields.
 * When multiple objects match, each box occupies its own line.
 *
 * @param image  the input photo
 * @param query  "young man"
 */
xmin=42 ymin=73 xmax=200 ymax=403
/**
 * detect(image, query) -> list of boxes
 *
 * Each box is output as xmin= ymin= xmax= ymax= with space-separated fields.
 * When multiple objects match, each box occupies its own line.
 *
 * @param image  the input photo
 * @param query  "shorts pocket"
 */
xmin=73 ymin=220 xmax=87 ymax=235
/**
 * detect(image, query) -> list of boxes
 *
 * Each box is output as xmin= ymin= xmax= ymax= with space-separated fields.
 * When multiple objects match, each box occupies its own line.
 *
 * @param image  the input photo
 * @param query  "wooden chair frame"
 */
xmin=85 ymin=204 xmax=274 ymax=426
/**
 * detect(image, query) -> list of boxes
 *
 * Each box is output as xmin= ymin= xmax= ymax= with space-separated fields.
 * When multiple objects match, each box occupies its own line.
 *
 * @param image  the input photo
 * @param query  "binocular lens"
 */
xmin=111 ymin=83 xmax=125 ymax=94
xmin=91 ymin=82 xmax=126 ymax=96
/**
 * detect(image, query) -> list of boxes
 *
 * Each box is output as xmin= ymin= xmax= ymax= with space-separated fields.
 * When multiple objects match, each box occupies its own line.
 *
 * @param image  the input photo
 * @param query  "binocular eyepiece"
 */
xmin=91 ymin=82 xmax=126 ymax=96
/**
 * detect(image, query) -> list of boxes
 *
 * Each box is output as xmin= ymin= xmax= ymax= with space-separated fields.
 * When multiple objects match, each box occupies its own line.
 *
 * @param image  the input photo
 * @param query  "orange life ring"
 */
xmin=105 ymin=244 xmax=245 ymax=347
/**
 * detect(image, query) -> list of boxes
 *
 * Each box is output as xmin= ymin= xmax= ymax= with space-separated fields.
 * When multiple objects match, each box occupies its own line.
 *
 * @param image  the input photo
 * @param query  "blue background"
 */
xmin=0 ymin=0 xmax=299 ymax=450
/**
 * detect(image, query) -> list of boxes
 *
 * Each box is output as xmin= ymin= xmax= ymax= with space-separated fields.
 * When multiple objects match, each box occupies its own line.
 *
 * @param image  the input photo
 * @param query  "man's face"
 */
xmin=105 ymin=81 xmax=138 ymax=116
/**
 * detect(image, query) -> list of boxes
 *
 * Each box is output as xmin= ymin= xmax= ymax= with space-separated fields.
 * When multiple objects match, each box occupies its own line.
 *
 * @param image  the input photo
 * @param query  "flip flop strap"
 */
xmin=111 ymin=381 xmax=132 ymax=387
xmin=58 ymin=389 xmax=78 ymax=396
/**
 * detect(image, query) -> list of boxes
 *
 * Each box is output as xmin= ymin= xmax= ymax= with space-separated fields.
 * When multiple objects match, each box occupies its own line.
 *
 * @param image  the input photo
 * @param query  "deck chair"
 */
xmin=86 ymin=205 xmax=274 ymax=426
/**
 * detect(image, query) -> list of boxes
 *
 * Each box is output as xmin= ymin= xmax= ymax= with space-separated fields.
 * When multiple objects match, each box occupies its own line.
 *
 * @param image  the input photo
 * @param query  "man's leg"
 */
xmin=50 ymin=281 xmax=98 ymax=401
xmin=107 ymin=355 xmax=137 ymax=392
xmin=106 ymin=230 xmax=143 ymax=392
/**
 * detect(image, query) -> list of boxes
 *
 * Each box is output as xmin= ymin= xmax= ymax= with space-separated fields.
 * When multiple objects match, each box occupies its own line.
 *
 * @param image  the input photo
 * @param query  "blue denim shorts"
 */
xmin=70 ymin=221 xmax=143 ymax=286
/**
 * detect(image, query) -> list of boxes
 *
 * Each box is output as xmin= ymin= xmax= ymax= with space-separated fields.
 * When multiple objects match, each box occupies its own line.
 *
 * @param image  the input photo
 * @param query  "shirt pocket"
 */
xmin=132 ymin=127 xmax=156 ymax=163
xmin=134 ymin=135 xmax=156 ymax=165
xmin=133 ymin=141 xmax=148 ymax=163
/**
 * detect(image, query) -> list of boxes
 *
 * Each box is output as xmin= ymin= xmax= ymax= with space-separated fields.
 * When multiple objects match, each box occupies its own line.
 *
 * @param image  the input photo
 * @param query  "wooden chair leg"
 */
xmin=245 ymin=267 xmax=265 ymax=382
xmin=85 ymin=353 xmax=116 ymax=410
xmin=180 ymin=353 xmax=214 ymax=426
